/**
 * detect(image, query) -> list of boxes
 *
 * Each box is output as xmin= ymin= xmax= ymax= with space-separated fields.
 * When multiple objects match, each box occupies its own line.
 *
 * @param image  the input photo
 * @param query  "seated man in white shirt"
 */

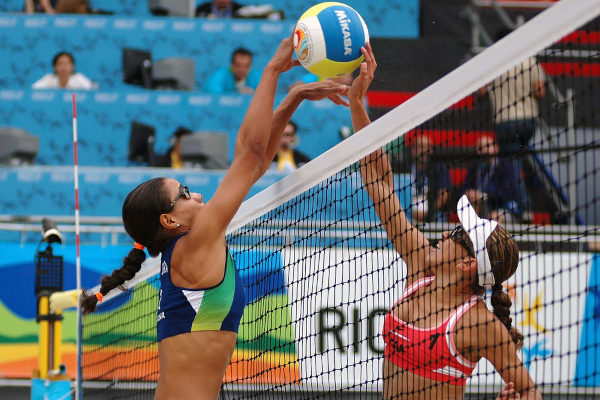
xmin=32 ymin=51 xmax=95 ymax=90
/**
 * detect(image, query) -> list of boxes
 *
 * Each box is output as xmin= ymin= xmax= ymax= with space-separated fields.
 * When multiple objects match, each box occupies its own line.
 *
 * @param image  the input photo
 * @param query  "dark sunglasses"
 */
xmin=449 ymin=225 xmax=475 ymax=258
xmin=169 ymin=185 xmax=190 ymax=209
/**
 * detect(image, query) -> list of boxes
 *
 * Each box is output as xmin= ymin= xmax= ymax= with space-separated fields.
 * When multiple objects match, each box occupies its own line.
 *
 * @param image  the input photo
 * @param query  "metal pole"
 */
xmin=72 ymin=94 xmax=83 ymax=400
xmin=566 ymin=89 xmax=577 ymax=225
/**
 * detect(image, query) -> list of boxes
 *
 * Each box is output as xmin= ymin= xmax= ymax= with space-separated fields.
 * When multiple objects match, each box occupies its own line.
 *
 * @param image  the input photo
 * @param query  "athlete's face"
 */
xmin=163 ymin=179 xmax=204 ymax=227
xmin=434 ymin=226 xmax=475 ymax=274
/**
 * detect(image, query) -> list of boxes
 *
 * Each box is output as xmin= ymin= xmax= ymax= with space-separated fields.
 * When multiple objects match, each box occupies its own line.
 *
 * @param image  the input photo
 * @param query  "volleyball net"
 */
xmin=81 ymin=1 xmax=600 ymax=398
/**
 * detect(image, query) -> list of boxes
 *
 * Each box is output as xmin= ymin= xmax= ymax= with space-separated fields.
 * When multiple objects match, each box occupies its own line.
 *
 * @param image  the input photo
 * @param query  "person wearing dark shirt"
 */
xmin=271 ymin=121 xmax=311 ymax=172
xmin=408 ymin=134 xmax=451 ymax=223
xmin=461 ymin=135 xmax=520 ymax=224
xmin=196 ymin=0 xmax=244 ymax=18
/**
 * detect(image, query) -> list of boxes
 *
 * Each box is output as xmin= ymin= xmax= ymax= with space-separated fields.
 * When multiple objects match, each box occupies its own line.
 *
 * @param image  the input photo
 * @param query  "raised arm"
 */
xmin=352 ymin=44 xmax=433 ymax=281
xmin=187 ymin=37 xmax=297 ymax=243
xmin=480 ymin=318 xmax=542 ymax=400
xmin=258 ymin=80 xmax=349 ymax=176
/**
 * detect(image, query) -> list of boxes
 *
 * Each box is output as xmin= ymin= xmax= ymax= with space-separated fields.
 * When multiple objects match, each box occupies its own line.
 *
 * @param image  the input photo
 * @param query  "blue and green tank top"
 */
xmin=156 ymin=234 xmax=246 ymax=342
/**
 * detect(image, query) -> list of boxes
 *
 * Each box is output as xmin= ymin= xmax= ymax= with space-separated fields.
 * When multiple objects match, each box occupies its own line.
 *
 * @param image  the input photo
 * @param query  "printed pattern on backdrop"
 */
xmin=0 ymin=167 xmax=285 ymax=217
xmin=2 ymin=245 xmax=599 ymax=387
xmin=0 ymin=2 xmax=418 ymax=39
xmin=0 ymin=168 xmax=410 ymax=219
xmin=0 ymin=16 xmax=294 ymax=90
xmin=0 ymin=90 xmax=352 ymax=166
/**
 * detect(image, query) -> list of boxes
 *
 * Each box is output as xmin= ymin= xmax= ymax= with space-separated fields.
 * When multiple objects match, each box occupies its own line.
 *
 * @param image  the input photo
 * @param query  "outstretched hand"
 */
xmin=496 ymin=382 xmax=520 ymax=399
xmin=295 ymin=80 xmax=350 ymax=106
xmin=348 ymin=42 xmax=377 ymax=102
xmin=269 ymin=36 xmax=301 ymax=73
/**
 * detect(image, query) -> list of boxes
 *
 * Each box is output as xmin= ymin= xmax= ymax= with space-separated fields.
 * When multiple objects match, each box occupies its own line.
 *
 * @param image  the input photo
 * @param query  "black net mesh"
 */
xmin=81 ymin=14 xmax=600 ymax=400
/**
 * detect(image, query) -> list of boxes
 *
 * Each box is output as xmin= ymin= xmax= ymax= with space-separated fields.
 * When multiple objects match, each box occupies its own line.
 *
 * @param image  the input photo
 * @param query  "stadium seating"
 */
xmin=0 ymin=0 xmax=419 ymax=38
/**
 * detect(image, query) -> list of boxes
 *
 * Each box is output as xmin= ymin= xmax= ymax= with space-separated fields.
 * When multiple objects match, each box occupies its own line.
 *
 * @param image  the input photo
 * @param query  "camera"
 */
xmin=41 ymin=218 xmax=63 ymax=245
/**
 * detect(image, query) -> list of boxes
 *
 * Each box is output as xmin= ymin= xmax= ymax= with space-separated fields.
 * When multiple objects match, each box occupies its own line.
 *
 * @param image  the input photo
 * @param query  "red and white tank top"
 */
xmin=383 ymin=276 xmax=481 ymax=386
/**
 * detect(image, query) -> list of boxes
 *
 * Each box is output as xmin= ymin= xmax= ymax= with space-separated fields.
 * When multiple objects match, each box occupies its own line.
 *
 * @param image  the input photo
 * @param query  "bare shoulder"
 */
xmin=170 ymin=231 xmax=227 ymax=288
xmin=455 ymin=302 xmax=505 ymax=362
xmin=471 ymin=304 xmax=512 ymax=351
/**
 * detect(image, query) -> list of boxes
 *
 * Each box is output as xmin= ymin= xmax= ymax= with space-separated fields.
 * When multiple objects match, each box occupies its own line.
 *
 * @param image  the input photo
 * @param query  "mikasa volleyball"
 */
xmin=293 ymin=2 xmax=369 ymax=78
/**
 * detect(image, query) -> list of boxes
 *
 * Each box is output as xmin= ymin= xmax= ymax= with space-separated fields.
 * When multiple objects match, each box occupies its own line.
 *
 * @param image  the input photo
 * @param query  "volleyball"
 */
xmin=293 ymin=2 xmax=369 ymax=79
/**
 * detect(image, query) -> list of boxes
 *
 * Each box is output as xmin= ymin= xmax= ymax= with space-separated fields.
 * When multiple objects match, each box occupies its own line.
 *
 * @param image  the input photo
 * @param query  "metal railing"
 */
xmin=2 ymin=216 xmax=600 ymax=250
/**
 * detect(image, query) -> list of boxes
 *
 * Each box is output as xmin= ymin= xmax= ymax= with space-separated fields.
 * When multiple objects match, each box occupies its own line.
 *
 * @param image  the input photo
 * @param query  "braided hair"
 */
xmin=81 ymin=177 xmax=176 ymax=314
xmin=486 ymin=225 xmax=523 ymax=349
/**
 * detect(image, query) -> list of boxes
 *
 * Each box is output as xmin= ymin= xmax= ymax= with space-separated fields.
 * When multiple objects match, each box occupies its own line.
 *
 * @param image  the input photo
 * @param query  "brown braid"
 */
xmin=486 ymin=226 xmax=523 ymax=349
xmin=81 ymin=247 xmax=146 ymax=314
xmin=82 ymin=177 xmax=177 ymax=314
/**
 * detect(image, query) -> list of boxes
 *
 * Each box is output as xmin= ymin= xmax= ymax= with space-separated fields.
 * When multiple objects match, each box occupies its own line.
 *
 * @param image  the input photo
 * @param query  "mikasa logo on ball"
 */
xmin=334 ymin=10 xmax=353 ymax=56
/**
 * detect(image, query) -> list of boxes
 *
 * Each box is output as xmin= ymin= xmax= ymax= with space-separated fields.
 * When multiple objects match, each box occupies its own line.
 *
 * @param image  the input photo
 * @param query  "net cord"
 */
xmin=89 ymin=0 xmax=599 ymax=302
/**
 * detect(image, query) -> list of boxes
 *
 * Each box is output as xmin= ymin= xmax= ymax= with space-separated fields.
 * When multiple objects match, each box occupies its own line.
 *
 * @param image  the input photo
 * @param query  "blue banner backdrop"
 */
xmin=0 ymin=90 xmax=352 ymax=166
xmin=0 ymin=2 xmax=418 ymax=39
xmin=0 ymin=167 xmax=411 ymax=220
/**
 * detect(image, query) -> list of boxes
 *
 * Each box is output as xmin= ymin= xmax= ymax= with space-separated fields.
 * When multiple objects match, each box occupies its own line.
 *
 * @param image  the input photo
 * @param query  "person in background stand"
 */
xmin=408 ymin=134 xmax=451 ymax=223
xmin=25 ymin=0 xmax=56 ymax=14
xmin=168 ymin=127 xmax=194 ymax=169
xmin=204 ymin=48 xmax=261 ymax=94
xmin=460 ymin=135 xmax=520 ymax=224
xmin=270 ymin=121 xmax=311 ymax=172
xmin=485 ymin=28 xmax=546 ymax=220
xmin=32 ymin=51 xmax=95 ymax=90
xmin=196 ymin=0 xmax=244 ymax=18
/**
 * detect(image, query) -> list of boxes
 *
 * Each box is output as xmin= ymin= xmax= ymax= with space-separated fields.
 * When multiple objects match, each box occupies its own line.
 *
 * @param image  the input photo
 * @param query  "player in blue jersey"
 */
xmin=81 ymin=37 xmax=350 ymax=399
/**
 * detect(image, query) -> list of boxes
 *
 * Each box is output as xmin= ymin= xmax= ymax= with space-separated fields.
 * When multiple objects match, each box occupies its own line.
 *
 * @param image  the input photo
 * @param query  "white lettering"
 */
xmin=31 ymin=91 xmax=56 ymax=102
xmin=24 ymin=18 xmax=48 ymax=28
xmin=157 ymin=311 xmax=165 ymax=322
xmin=218 ymin=96 xmax=244 ymax=107
xmin=172 ymin=21 xmax=195 ymax=31
xmin=201 ymin=22 xmax=224 ymax=32
xmin=232 ymin=22 xmax=254 ymax=33
xmin=125 ymin=94 xmax=150 ymax=104
xmin=63 ymin=92 xmax=86 ymax=102
xmin=0 ymin=18 xmax=18 ymax=28
xmin=143 ymin=20 xmax=167 ymax=30
xmin=113 ymin=19 xmax=137 ymax=30
xmin=188 ymin=95 xmax=212 ymax=106
xmin=0 ymin=90 xmax=24 ymax=101
xmin=54 ymin=18 xmax=77 ymax=28
xmin=335 ymin=10 xmax=353 ymax=56
xmin=94 ymin=93 xmax=119 ymax=103
xmin=84 ymin=19 xmax=107 ymax=29
xmin=156 ymin=94 xmax=181 ymax=105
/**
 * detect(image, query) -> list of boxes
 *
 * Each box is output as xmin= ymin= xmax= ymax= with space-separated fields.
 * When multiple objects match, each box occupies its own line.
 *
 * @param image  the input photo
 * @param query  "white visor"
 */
xmin=456 ymin=195 xmax=498 ymax=288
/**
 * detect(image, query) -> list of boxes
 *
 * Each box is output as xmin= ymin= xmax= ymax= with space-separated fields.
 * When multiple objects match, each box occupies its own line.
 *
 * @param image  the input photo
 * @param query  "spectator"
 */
xmin=167 ymin=127 xmax=194 ymax=169
xmin=32 ymin=52 xmax=95 ymax=90
xmin=196 ymin=0 xmax=243 ymax=18
xmin=407 ymin=134 xmax=451 ymax=223
xmin=486 ymin=28 xmax=546 ymax=218
xmin=56 ymin=0 xmax=91 ymax=14
xmin=25 ymin=0 xmax=56 ymax=14
xmin=460 ymin=135 xmax=520 ymax=224
xmin=204 ymin=48 xmax=261 ymax=94
xmin=271 ymin=121 xmax=311 ymax=172
xmin=147 ymin=127 xmax=194 ymax=169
